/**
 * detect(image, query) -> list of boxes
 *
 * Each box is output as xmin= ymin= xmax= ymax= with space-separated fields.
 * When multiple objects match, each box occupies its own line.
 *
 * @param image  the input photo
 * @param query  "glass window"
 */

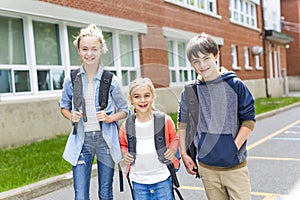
xmin=168 ymin=41 xmax=174 ymax=67
xmin=0 ymin=70 xmax=12 ymax=93
xmin=102 ymin=32 xmax=114 ymax=66
xmin=168 ymin=39 xmax=194 ymax=84
xmin=177 ymin=42 xmax=186 ymax=67
xmin=67 ymin=26 xmax=81 ymax=66
xmin=229 ymin=0 xmax=257 ymax=28
xmin=0 ymin=16 xmax=26 ymax=64
xmin=37 ymin=70 xmax=50 ymax=91
xmin=119 ymin=34 xmax=134 ymax=67
xmin=167 ymin=0 xmax=217 ymax=15
xmin=244 ymin=47 xmax=252 ymax=70
xmin=14 ymin=70 xmax=31 ymax=92
xmin=33 ymin=21 xmax=61 ymax=65
xmin=231 ymin=45 xmax=241 ymax=70
xmin=52 ymin=69 xmax=64 ymax=90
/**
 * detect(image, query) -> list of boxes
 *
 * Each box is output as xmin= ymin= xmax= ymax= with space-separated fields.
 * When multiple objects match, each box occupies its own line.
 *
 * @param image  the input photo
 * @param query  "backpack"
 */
xmin=124 ymin=111 xmax=183 ymax=200
xmin=184 ymin=83 xmax=200 ymax=179
xmin=70 ymin=68 xmax=113 ymax=134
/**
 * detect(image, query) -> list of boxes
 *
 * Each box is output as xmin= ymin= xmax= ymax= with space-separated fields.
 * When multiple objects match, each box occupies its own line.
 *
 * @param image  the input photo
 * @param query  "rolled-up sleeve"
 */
xmin=111 ymin=76 xmax=130 ymax=117
xmin=59 ymin=77 xmax=73 ymax=110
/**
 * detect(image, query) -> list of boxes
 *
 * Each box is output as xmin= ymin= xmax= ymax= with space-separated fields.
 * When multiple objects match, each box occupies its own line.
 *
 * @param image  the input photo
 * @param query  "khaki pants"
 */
xmin=198 ymin=164 xmax=251 ymax=200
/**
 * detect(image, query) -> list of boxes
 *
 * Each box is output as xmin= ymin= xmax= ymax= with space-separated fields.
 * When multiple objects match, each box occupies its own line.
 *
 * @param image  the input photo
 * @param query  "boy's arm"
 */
xmin=178 ymin=123 xmax=197 ymax=175
xmin=235 ymin=120 xmax=255 ymax=150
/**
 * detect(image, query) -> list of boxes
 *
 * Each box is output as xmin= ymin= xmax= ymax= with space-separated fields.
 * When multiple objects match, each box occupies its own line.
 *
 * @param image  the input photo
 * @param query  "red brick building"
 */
xmin=281 ymin=0 xmax=300 ymax=91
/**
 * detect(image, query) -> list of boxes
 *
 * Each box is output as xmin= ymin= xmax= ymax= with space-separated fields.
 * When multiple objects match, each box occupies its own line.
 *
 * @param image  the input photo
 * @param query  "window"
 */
xmin=231 ymin=45 xmax=241 ymax=70
xmin=244 ymin=47 xmax=252 ymax=70
xmin=33 ymin=21 xmax=64 ymax=91
xmin=68 ymin=26 xmax=82 ymax=66
xmin=229 ymin=0 xmax=257 ymax=28
xmin=33 ymin=21 xmax=61 ymax=65
xmin=0 ymin=14 xmax=141 ymax=99
xmin=119 ymin=34 xmax=137 ymax=86
xmin=165 ymin=0 xmax=218 ymax=16
xmin=255 ymin=55 xmax=262 ymax=70
xmin=0 ymin=16 xmax=30 ymax=94
xmin=168 ymin=40 xmax=195 ymax=84
xmin=102 ymin=32 xmax=114 ymax=67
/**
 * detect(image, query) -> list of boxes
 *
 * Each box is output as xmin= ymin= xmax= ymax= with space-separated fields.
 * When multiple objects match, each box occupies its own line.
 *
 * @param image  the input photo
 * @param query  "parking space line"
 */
xmin=248 ymin=120 xmax=300 ymax=150
xmin=248 ymin=156 xmax=300 ymax=161
xmin=179 ymin=185 xmax=205 ymax=191
xmin=251 ymin=191 xmax=286 ymax=199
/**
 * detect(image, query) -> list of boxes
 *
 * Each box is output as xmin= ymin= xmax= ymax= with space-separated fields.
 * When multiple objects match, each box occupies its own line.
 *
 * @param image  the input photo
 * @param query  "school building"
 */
xmin=0 ymin=0 xmax=296 ymax=147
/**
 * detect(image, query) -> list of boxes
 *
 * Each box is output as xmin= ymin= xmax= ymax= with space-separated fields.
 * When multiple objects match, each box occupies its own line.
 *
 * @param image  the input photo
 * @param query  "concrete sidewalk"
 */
xmin=1 ymin=92 xmax=300 ymax=200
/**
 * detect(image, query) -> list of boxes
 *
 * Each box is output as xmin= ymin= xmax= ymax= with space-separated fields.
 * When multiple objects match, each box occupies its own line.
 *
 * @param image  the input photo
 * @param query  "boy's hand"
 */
xmin=122 ymin=152 xmax=134 ymax=165
xmin=164 ymin=148 xmax=176 ymax=160
xmin=182 ymin=153 xmax=198 ymax=175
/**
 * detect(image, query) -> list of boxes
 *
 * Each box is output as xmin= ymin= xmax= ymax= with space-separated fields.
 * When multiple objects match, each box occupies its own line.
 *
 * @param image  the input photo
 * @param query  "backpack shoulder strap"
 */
xmin=99 ymin=70 xmax=113 ymax=110
xmin=153 ymin=112 xmax=168 ymax=164
xmin=185 ymin=83 xmax=200 ymax=179
xmin=71 ymin=68 xmax=80 ymax=87
xmin=125 ymin=115 xmax=137 ymax=163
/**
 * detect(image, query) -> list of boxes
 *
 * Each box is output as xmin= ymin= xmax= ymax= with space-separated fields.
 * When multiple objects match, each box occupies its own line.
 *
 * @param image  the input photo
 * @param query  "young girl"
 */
xmin=119 ymin=78 xmax=180 ymax=200
xmin=59 ymin=24 xmax=130 ymax=200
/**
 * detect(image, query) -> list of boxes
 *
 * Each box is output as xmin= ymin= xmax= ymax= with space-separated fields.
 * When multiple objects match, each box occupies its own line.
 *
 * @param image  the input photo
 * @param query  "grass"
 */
xmin=255 ymin=97 xmax=300 ymax=115
xmin=1 ymin=96 xmax=300 ymax=192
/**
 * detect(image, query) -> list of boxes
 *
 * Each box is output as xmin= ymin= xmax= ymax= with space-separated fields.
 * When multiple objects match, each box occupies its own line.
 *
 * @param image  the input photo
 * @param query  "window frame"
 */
xmin=229 ymin=0 xmax=258 ymax=29
xmin=165 ymin=0 xmax=220 ymax=18
xmin=168 ymin=39 xmax=196 ymax=86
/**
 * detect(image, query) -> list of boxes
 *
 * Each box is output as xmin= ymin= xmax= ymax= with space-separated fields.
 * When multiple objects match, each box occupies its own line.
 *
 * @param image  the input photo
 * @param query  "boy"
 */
xmin=177 ymin=33 xmax=256 ymax=200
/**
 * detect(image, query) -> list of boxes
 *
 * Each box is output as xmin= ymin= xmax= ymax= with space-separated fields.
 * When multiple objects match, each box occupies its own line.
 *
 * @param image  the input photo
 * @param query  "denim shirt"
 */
xmin=59 ymin=66 xmax=130 ymax=166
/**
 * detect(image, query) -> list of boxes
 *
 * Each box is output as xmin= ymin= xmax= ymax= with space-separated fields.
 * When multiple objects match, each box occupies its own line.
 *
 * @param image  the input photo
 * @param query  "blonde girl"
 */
xmin=119 ymin=77 xmax=179 ymax=200
xmin=59 ymin=24 xmax=129 ymax=200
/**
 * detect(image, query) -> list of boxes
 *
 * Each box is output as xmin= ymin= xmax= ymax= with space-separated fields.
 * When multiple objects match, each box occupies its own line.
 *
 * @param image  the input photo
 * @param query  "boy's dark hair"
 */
xmin=186 ymin=32 xmax=219 ymax=62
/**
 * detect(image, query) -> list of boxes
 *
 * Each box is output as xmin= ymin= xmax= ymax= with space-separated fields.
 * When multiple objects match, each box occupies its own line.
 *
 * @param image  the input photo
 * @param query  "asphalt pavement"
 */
xmin=1 ymin=92 xmax=300 ymax=200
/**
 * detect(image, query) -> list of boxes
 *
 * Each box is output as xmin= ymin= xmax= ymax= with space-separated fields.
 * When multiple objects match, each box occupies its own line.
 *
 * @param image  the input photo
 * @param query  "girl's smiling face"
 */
xmin=130 ymin=85 xmax=155 ymax=114
xmin=78 ymin=36 xmax=102 ymax=67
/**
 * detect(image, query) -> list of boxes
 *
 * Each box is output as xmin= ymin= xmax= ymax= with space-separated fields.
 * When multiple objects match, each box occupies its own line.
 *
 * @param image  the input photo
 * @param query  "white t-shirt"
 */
xmin=84 ymin=83 xmax=100 ymax=132
xmin=129 ymin=118 xmax=170 ymax=184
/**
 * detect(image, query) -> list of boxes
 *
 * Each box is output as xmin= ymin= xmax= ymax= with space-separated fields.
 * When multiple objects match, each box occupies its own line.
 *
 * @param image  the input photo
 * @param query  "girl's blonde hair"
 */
xmin=73 ymin=24 xmax=108 ymax=54
xmin=128 ymin=77 xmax=155 ymax=96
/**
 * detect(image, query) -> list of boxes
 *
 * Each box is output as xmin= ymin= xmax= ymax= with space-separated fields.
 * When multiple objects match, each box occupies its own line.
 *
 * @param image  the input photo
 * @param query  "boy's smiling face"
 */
xmin=191 ymin=52 xmax=219 ymax=81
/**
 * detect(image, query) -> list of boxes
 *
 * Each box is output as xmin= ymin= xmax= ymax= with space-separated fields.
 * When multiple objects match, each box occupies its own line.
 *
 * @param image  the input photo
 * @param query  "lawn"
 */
xmin=1 ymin=96 xmax=300 ymax=192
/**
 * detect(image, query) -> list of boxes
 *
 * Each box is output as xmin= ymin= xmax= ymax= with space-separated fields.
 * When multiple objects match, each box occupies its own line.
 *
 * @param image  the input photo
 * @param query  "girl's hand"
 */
xmin=164 ymin=148 xmax=176 ymax=161
xmin=96 ymin=110 xmax=110 ymax=123
xmin=122 ymin=152 xmax=134 ymax=165
xmin=71 ymin=110 xmax=82 ymax=122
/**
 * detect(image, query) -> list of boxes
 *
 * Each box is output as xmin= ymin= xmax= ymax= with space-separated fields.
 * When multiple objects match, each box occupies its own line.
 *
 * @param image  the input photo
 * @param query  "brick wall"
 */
xmin=281 ymin=0 xmax=300 ymax=76
xmin=41 ymin=0 xmax=266 ymax=81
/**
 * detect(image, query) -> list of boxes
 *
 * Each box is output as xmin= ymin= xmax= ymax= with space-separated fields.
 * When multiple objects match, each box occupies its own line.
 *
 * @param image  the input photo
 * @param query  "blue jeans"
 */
xmin=72 ymin=131 xmax=115 ymax=200
xmin=132 ymin=176 xmax=174 ymax=200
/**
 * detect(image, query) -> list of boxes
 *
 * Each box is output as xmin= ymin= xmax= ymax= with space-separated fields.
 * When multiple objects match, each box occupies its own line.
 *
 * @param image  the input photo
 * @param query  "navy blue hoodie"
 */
xmin=178 ymin=71 xmax=255 ymax=167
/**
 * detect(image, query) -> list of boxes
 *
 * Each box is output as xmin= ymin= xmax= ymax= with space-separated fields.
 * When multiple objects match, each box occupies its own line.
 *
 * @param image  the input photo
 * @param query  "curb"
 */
xmin=1 ymin=102 xmax=300 ymax=200
xmin=0 ymin=165 xmax=98 ymax=200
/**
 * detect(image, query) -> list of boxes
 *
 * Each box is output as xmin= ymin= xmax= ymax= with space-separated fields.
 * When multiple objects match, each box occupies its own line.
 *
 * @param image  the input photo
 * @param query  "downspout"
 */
xmin=261 ymin=0 xmax=271 ymax=97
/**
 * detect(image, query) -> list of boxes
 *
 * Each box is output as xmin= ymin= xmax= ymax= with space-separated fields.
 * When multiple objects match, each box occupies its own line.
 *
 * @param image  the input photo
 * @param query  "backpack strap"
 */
xmin=153 ymin=112 xmax=168 ymax=164
xmin=185 ymin=83 xmax=200 ymax=179
xmin=99 ymin=70 xmax=113 ymax=110
xmin=126 ymin=114 xmax=137 ymax=163
xmin=70 ymin=69 xmax=87 ymax=134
